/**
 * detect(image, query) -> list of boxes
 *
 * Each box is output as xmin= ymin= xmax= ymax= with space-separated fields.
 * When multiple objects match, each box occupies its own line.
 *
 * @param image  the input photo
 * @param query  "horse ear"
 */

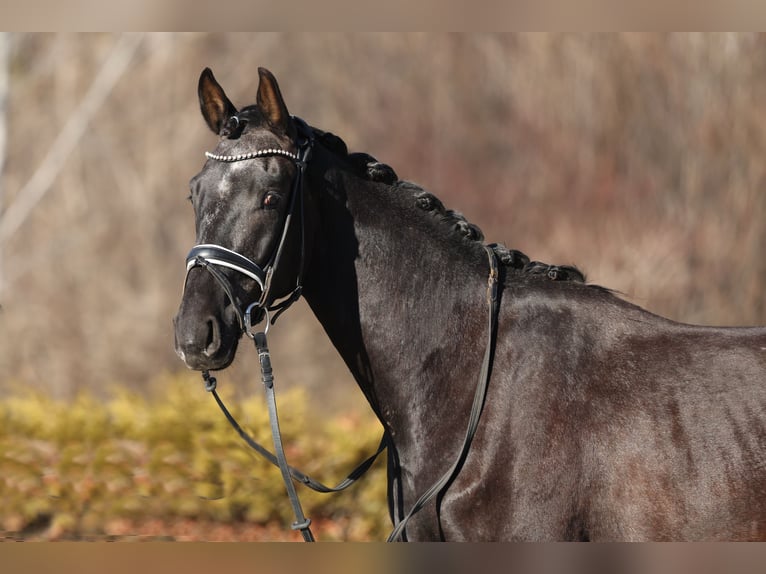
xmin=198 ymin=68 xmax=237 ymax=135
xmin=256 ymin=67 xmax=290 ymax=132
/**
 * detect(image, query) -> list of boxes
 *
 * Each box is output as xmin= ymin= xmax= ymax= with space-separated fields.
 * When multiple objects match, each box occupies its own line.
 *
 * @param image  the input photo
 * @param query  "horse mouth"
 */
xmin=173 ymin=313 xmax=241 ymax=372
xmin=175 ymin=337 xmax=239 ymax=372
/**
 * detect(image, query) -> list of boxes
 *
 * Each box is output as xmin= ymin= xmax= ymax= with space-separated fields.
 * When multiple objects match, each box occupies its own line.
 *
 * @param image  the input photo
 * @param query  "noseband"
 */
xmin=184 ymin=116 xmax=313 ymax=335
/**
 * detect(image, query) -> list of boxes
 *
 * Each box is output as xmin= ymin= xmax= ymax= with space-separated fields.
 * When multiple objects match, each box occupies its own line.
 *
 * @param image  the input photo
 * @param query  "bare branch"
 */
xmin=0 ymin=33 xmax=9 ymax=296
xmin=0 ymin=33 xmax=143 ymax=243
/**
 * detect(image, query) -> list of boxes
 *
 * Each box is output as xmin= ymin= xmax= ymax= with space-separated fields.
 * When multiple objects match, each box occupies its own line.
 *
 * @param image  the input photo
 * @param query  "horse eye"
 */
xmin=263 ymin=193 xmax=281 ymax=208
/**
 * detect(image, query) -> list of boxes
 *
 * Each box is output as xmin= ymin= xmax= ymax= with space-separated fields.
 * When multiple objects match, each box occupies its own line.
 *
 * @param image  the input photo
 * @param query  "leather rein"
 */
xmin=183 ymin=116 xmax=502 ymax=541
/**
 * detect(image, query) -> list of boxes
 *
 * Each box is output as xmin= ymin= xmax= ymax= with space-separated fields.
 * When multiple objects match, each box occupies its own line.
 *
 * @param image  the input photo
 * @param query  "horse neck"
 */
xmin=301 ymin=159 xmax=491 ymax=441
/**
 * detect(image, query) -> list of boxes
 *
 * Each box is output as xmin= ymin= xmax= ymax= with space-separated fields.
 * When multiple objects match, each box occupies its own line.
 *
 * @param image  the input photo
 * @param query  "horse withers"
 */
xmin=173 ymin=67 xmax=766 ymax=541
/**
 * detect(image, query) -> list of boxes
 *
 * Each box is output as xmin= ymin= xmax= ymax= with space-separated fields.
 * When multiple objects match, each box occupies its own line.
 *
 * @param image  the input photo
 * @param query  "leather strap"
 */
xmin=387 ymin=245 xmax=501 ymax=541
xmin=254 ymin=332 xmax=315 ymax=541
xmin=205 ymin=375 xmax=387 ymax=494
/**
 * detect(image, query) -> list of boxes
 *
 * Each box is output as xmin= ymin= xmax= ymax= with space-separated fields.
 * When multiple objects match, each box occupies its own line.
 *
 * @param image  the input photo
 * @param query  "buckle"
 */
xmin=291 ymin=518 xmax=312 ymax=531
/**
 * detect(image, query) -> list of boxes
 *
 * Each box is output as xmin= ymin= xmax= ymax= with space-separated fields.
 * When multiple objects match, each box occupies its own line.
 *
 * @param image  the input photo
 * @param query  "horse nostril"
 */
xmin=203 ymin=317 xmax=221 ymax=357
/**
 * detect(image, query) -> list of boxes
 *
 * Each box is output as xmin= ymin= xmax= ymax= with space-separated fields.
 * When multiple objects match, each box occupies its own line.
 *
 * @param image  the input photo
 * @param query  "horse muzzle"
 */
xmin=173 ymin=271 xmax=243 ymax=372
xmin=174 ymin=311 xmax=241 ymax=371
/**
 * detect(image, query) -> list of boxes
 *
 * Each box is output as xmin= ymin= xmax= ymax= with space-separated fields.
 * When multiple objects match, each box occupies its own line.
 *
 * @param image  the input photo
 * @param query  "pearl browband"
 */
xmin=205 ymin=148 xmax=301 ymax=163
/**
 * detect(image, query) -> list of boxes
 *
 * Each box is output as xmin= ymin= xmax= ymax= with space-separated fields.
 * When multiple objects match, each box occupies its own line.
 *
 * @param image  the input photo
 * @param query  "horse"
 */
xmin=173 ymin=67 xmax=766 ymax=541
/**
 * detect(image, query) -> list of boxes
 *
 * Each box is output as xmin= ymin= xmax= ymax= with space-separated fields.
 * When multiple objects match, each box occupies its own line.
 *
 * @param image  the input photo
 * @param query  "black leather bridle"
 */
xmin=183 ymin=116 xmax=388 ymax=542
xmin=184 ymin=116 xmax=313 ymax=334
xmin=181 ymin=115 xmax=501 ymax=542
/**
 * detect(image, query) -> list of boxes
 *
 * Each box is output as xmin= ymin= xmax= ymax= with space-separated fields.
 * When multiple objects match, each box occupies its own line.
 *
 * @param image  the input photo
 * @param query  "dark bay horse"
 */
xmin=173 ymin=67 xmax=766 ymax=541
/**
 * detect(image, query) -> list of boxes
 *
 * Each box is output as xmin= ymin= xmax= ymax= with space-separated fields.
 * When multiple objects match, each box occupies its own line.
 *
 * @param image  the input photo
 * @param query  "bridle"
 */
xmin=184 ymin=116 xmax=313 ymax=333
xmin=181 ymin=115 xmax=501 ymax=542
xmin=184 ymin=116 xmax=388 ymax=542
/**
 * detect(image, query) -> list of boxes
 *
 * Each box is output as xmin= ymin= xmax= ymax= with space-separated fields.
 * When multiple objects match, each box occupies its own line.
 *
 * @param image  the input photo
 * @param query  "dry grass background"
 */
xmin=1 ymin=32 xmax=765 ymax=407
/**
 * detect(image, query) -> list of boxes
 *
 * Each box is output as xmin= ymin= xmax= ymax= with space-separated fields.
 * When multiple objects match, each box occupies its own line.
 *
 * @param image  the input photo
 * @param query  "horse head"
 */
xmin=173 ymin=67 xmax=309 ymax=371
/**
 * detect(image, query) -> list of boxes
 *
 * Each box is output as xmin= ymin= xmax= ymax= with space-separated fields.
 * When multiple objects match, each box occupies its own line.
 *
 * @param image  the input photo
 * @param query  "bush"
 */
xmin=0 ymin=374 xmax=389 ymax=541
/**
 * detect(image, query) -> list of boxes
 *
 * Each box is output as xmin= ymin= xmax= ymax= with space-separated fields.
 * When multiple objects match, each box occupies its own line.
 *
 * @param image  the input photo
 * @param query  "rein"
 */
xmin=183 ymin=117 xmax=502 ymax=541
xmin=387 ymin=245 xmax=501 ymax=541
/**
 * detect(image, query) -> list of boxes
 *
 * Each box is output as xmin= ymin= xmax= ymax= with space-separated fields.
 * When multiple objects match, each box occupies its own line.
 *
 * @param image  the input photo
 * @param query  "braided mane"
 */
xmin=313 ymin=129 xmax=587 ymax=284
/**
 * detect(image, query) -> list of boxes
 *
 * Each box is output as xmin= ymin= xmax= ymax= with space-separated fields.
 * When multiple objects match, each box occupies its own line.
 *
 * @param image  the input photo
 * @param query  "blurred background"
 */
xmin=2 ymin=33 xmax=766 ymax=404
xmin=1 ymin=32 xmax=766 ymax=540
